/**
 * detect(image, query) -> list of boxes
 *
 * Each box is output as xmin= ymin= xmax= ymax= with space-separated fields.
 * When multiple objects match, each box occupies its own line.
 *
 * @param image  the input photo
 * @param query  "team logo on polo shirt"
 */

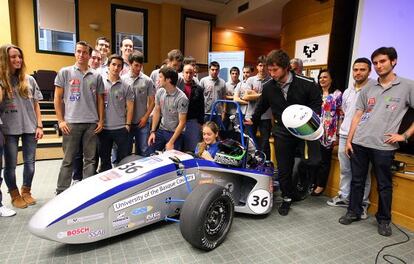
xmin=367 ymin=97 xmax=375 ymax=105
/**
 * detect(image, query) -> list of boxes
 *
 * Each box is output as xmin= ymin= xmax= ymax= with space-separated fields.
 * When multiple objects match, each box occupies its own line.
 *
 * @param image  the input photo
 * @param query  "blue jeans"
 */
xmin=348 ymin=143 xmax=394 ymax=223
xmin=130 ymin=123 xmax=150 ymax=156
xmin=182 ymin=119 xmax=201 ymax=152
xmin=338 ymin=136 xmax=371 ymax=202
xmin=4 ymin=134 xmax=37 ymax=190
xmin=0 ymin=131 xmax=3 ymax=206
xmin=98 ymin=128 xmax=130 ymax=172
xmin=148 ymin=129 xmax=183 ymax=154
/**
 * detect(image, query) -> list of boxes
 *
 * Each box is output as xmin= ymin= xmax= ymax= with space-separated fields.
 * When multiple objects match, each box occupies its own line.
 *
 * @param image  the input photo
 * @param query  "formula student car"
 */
xmin=29 ymin=102 xmax=274 ymax=251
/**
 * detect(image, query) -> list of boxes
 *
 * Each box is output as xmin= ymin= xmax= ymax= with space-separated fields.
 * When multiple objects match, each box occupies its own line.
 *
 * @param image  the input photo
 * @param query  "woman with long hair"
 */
xmin=195 ymin=121 xmax=220 ymax=161
xmin=312 ymin=69 xmax=342 ymax=195
xmin=0 ymin=44 xmax=43 ymax=208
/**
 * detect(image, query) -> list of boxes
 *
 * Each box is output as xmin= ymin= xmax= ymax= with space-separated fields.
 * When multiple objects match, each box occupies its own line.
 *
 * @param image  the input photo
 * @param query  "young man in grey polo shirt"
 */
xmin=225 ymin=66 xmax=240 ymax=118
xmin=99 ymin=55 xmax=134 ymax=172
xmin=234 ymin=65 xmax=254 ymax=116
xmin=122 ymin=51 xmax=155 ymax=156
xmin=119 ymin=38 xmax=133 ymax=77
xmin=200 ymin=61 xmax=226 ymax=122
xmin=327 ymin=58 xmax=375 ymax=219
xmin=148 ymin=67 xmax=188 ymax=153
xmin=54 ymin=41 xmax=105 ymax=194
xmin=243 ymin=56 xmax=272 ymax=159
xmin=339 ymin=47 xmax=414 ymax=236
xmin=95 ymin=37 xmax=110 ymax=68
xmin=150 ymin=49 xmax=185 ymax=91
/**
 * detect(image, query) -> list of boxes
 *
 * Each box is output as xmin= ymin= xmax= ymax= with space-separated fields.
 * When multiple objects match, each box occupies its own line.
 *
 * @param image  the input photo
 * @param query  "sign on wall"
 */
xmin=208 ymin=51 xmax=245 ymax=82
xmin=294 ymin=34 xmax=330 ymax=66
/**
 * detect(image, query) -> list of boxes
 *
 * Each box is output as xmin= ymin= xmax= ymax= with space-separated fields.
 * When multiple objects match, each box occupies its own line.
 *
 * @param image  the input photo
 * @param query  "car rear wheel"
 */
xmin=180 ymin=183 xmax=234 ymax=251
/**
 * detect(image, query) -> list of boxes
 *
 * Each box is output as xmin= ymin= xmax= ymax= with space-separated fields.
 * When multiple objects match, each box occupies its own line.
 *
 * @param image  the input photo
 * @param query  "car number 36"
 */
xmin=247 ymin=189 xmax=271 ymax=214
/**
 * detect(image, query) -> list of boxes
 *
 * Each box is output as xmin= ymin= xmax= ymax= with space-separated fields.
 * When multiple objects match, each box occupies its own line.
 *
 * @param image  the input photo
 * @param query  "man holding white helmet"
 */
xmin=246 ymin=49 xmax=321 ymax=216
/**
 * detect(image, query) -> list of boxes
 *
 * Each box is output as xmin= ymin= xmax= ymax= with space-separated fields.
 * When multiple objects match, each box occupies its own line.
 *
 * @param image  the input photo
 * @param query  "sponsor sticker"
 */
xmin=67 ymin=213 xmax=104 ymax=225
xmin=146 ymin=211 xmax=161 ymax=223
xmin=131 ymin=206 xmax=153 ymax=216
xmin=88 ymin=229 xmax=105 ymax=239
xmin=57 ymin=227 xmax=90 ymax=239
xmin=127 ymin=220 xmax=145 ymax=229
xmin=99 ymin=170 xmax=122 ymax=181
xmin=113 ymin=174 xmax=196 ymax=211
xmin=112 ymin=216 xmax=130 ymax=227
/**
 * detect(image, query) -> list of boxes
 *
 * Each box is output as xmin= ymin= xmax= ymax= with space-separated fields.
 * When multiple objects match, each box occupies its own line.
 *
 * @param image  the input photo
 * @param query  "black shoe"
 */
xmin=378 ymin=222 xmax=392 ymax=236
xmin=339 ymin=213 xmax=361 ymax=225
xmin=278 ymin=200 xmax=291 ymax=216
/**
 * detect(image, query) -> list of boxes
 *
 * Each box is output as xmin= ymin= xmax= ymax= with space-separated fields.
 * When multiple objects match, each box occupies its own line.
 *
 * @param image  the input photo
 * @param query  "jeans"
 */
xmin=252 ymin=119 xmax=271 ymax=160
xmin=56 ymin=123 xmax=97 ymax=193
xmin=338 ymin=136 xmax=371 ymax=203
xmin=348 ymin=143 xmax=394 ymax=223
xmin=129 ymin=123 xmax=150 ymax=156
xmin=99 ymin=128 xmax=130 ymax=172
xmin=148 ymin=129 xmax=183 ymax=154
xmin=4 ymin=134 xmax=37 ymax=190
xmin=313 ymin=145 xmax=333 ymax=188
xmin=0 ymin=131 xmax=3 ymax=206
xmin=182 ymin=119 xmax=201 ymax=152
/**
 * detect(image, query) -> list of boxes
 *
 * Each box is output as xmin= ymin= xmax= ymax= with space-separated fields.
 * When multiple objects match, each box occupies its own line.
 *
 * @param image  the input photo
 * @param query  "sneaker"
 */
xmin=339 ymin=212 xmax=360 ymax=225
xmin=378 ymin=222 xmax=392 ymax=236
xmin=278 ymin=199 xmax=292 ymax=216
xmin=361 ymin=203 xmax=369 ymax=220
xmin=0 ymin=206 xmax=16 ymax=217
xmin=327 ymin=195 xmax=349 ymax=207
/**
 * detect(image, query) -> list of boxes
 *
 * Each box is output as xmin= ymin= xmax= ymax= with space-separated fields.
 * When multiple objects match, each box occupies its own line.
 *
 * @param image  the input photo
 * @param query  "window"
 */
xmin=111 ymin=5 xmax=148 ymax=62
xmin=34 ymin=0 xmax=79 ymax=55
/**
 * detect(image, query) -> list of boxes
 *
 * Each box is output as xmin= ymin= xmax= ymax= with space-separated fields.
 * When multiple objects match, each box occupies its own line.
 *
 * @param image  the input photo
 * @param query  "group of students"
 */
xmin=288 ymin=48 xmax=414 ymax=237
xmin=0 ymin=39 xmax=413 ymax=240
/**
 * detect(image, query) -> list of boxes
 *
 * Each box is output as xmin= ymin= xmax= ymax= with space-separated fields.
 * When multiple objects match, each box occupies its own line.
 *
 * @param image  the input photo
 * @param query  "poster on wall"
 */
xmin=208 ymin=51 xmax=245 ymax=82
xmin=294 ymin=34 xmax=330 ymax=66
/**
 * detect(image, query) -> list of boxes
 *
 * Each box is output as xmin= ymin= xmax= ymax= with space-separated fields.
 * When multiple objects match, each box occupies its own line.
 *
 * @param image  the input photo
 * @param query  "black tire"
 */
xmin=117 ymin=155 xmax=143 ymax=166
xmin=292 ymin=158 xmax=313 ymax=201
xmin=180 ymin=183 xmax=234 ymax=251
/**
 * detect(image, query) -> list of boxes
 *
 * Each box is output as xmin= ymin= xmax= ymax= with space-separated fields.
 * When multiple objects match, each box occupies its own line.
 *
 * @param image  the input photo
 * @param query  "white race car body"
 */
xmin=29 ymin=150 xmax=273 ymax=244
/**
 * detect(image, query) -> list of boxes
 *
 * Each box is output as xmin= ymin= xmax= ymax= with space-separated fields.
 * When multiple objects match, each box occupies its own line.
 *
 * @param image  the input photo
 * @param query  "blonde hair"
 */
xmin=0 ymin=44 xmax=29 ymax=100
xmin=197 ymin=121 xmax=219 ymax=156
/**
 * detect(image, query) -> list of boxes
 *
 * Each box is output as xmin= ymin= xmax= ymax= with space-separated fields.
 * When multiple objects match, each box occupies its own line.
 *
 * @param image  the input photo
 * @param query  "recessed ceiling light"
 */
xmin=236 ymin=26 xmax=245 ymax=30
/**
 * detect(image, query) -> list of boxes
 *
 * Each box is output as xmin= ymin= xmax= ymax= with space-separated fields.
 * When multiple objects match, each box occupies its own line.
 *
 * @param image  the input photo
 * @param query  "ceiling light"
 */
xmin=236 ymin=26 xmax=245 ymax=30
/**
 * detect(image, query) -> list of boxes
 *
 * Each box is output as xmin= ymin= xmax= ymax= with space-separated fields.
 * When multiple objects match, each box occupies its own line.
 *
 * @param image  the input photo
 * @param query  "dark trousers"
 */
xmin=72 ymin=141 xmax=99 ymax=181
xmin=148 ymin=129 xmax=183 ymax=154
xmin=348 ymin=143 xmax=394 ymax=223
xmin=98 ymin=128 xmax=130 ymax=172
xmin=274 ymin=135 xmax=302 ymax=199
xmin=252 ymin=119 xmax=271 ymax=160
xmin=313 ymin=145 xmax=333 ymax=188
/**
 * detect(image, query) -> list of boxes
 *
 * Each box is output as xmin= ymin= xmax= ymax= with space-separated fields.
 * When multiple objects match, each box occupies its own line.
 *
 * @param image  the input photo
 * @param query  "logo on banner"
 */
xmin=303 ymin=44 xmax=319 ymax=58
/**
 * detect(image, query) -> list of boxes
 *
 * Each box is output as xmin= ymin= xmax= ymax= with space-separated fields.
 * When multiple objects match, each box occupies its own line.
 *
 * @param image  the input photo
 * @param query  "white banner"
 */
xmin=295 ymin=34 xmax=330 ymax=66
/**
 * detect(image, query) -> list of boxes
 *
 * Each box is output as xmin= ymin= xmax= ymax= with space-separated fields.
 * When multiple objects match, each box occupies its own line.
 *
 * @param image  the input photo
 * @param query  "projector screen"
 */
xmin=349 ymin=0 xmax=414 ymax=85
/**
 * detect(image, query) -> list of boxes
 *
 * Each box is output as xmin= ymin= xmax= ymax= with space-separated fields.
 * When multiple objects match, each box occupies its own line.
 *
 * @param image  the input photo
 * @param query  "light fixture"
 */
xmin=89 ymin=23 xmax=100 ymax=31
xmin=236 ymin=26 xmax=245 ymax=30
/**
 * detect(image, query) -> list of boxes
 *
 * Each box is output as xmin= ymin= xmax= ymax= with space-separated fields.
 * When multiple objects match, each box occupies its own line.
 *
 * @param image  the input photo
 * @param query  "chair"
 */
xmin=33 ymin=70 xmax=57 ymax=101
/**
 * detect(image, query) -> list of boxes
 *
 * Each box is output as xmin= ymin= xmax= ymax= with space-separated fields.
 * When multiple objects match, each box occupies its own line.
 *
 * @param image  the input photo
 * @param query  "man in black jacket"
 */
xmin=181 ymin=64 xmax=205 ymax=152
xmin=246 ymin=50 xmax=322 ymax=216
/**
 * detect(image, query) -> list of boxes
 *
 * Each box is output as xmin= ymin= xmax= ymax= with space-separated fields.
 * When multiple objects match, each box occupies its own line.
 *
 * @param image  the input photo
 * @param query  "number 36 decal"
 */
xmin=247 ymin=189 xmax=271 ymax=214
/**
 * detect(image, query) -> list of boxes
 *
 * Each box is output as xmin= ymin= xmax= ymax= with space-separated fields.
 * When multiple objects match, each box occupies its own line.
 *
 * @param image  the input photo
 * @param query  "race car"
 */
xmin=29 ymin=102 xmax=274 ymax=251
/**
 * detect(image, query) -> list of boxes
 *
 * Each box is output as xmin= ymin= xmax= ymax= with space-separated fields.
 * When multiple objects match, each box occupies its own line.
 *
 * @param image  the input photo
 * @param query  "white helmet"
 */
xmin=281 ymin=104 xmax=323 ymax=141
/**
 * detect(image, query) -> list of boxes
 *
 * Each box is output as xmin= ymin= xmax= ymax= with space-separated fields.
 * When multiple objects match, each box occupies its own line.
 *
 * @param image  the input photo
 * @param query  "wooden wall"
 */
xmin=280 ymin=0 xmax=334 ymax=58
xmin=212 ymin=27 xmax=280 ymax=67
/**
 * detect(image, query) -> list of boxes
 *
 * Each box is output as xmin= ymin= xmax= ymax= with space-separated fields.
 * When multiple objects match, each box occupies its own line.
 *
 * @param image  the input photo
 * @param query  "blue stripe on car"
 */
xmin=48 ymin=159 xmax=198 ymax=227
xmin=47 ymin=157 xmax=271 ymax=227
